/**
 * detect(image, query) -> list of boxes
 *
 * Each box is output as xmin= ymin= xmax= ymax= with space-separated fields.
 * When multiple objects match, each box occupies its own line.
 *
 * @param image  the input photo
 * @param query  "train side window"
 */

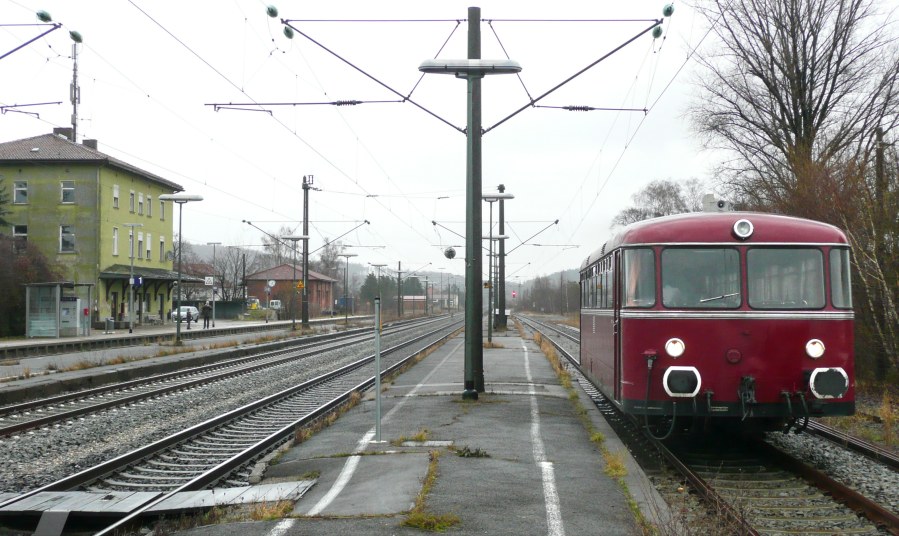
xmin=623 ymin=248 xmax=655 ymax=307
xmin=748 ymin=248 xmax=825 ymax=309
xmin=830 ymin=248 xmax=852 ymax=309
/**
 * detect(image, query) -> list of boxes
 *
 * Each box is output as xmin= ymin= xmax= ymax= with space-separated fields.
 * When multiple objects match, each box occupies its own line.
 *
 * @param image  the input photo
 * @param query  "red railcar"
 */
xmin=579 ymin=212 xmax=854 ymax=433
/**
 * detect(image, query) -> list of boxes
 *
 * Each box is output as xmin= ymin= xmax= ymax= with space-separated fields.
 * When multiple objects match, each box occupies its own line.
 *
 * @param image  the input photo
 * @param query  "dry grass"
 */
xmin=392 ymin=428 xmax=430 ymax=446
xmin=603 ymin=449 xmax=628 ymax=479
xmin=482 ymin=341 xmax=505 ymax=349
xmin=401 ymin=449 xmax=460 ymax=532
xmin=249 ymin=500 xmax=294 ymax=521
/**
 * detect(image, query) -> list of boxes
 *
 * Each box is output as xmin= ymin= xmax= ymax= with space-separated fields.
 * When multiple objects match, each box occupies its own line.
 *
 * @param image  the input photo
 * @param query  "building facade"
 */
xmin=245 ymin=264 xmax=336 ymax=317
xmin=0 ymin=129 xmax=188 ymax=326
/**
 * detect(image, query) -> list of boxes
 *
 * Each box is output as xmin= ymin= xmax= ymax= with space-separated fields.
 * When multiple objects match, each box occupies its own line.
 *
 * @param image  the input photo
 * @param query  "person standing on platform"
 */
xmin=201 ymin=301 xmax=212 ymax=329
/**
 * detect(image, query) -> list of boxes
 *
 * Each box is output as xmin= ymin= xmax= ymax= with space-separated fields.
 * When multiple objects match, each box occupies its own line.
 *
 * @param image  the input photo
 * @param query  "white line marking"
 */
xmin=304 ymin=339 xmax=464 ymax=516
xmin=523 ymin=341 xmax=566 ymax=536
xmin=266 ymin=518 xmax=295 ymax=536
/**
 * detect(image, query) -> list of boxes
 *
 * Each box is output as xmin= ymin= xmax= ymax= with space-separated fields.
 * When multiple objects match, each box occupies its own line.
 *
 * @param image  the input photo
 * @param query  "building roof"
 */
xmin=246 ymin=263 xmax=337 ymax=283
xmin=0 ymin=133 xmax=183 ymax=191
xmin=100 ymin=264 xmax=204 ymax=283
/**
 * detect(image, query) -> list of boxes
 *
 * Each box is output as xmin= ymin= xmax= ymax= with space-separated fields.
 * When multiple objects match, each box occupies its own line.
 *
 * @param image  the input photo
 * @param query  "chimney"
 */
xmin=53 ymin=127 xmax=74 ymax=141
xmin=82 ymin=139 xmax=98 ymax=150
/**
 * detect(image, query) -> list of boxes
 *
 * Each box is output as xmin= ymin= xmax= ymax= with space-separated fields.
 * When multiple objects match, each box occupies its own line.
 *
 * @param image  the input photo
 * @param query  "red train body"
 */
xmin=579 ymin=212 xmax=854 ymax=431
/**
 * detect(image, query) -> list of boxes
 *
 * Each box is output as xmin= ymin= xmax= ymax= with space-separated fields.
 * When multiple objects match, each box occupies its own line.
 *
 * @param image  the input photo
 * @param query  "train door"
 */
xmin=613 ymin=250 xmax=622 ymax=401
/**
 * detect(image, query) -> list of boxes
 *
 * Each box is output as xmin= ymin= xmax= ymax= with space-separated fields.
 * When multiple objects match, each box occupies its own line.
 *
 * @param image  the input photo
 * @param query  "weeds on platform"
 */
xmin=392 ymin=428 xmax=430 ymax=446
xmin=482 ymin=340 xmax=504 ymax=349
xmin=249 ymin=500 xmax=293 ymax=521
xmin=527 ymin=322 xmax=657 ymax=535
xmin=401 ymin=449 xmax=460 ymax=532
xmin=453 ymin=445 xmax=490 ymax=458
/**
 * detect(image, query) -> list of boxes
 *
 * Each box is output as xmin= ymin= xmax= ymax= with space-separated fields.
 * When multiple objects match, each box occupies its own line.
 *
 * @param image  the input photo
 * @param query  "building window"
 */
xmin=146 ymin=233 xmax=152 ymax=260
xmin=159 ymin=237 xmax=165 ymax=262
xmin=138 ymin=193 xmax=144 ymax=215
xmin=113 ymin=227 xmax=119 ymax=256
xmin=14 ymin=181 xmax=27 ymax=204
xmin=113 ymin=184 xmax=120 ymax=208
xmin=129 ymin=191 xmax=135 ymax=213
xmin=60 ymin=225 xmax=75 ymax=252
xmin=13 ymin=225 xmax=27 ymax=239
xmin=137 ymin=232 xmax=144 ymax=260
xmin=160 ymin=199 xmax=165 ymax=221
xmin=61 ymin=181 xmax=75 ymax=203
xmin=147 ymin=196 xmax=152 ymax=217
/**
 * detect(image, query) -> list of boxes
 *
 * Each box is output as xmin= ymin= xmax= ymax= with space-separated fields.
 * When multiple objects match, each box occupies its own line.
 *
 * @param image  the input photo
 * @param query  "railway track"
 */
xmin=516 ymin=314 xmax=899 ymax=536
xmin=0 ymin=316 xmax=444 ymax=437
xmin=0 ymin=317 xmax=462 ymax=535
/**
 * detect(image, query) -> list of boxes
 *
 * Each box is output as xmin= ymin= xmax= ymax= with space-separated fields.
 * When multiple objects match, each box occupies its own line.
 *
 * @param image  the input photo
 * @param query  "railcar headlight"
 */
xmin=733 ymin=219 xmax=754 ymax=240
xmin=805 ymin=339 xmax=825 ymax=359
xmin=665 ymin=338 xmax=685 ymax=358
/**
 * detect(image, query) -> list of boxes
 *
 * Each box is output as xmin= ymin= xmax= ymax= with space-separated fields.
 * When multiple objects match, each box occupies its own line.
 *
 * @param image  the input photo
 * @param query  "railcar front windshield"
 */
xmin=661 ymin=248 xmax=741 ymax=308
xmin=747 ymin=248 xmax=825 ymax=309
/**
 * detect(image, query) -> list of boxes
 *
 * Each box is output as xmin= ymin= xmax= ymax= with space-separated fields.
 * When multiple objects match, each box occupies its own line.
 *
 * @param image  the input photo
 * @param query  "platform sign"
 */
xmin=296 ymin=281 xmax=305 ymax=290
xmin=204 ymin=276 xmax=214 ymax=286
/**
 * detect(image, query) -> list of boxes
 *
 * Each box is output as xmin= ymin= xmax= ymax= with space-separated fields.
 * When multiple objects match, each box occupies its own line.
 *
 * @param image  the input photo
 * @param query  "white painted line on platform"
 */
xmin=523 ymin=341 xmax=566 ymax=536
xmin=267 ymin=518 xmax=295 ymax=536
xmin=303 ymin=339 xmax=464 ymax=516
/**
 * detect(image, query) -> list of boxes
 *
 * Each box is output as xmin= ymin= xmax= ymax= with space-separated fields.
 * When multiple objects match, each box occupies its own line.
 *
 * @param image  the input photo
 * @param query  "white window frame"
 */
xmin=14 ymin=181 xmax=28 ymax=204
xmin=137 ymin=232 xmax=144 ymax=260
xmin=59 ymin=225 xmax=75 ymax=253
xmin=159 ymin=237 xmax=166 ymax=263
xmin=145 ymin=233 xmax=152 ymax=261
xmin=112 ymin=227 xmax=119 ymax=256
xmin=61 ymin=180 xmax=75 ymax=204
xmin=147 ymin=195 xmax=152 ymax=217
xmin=113 ymin=184 xmax=120 ymax=209
xmin=129 ymin=190 xmax=135 ymax=213
xmin=138 ymin=193 xmax=144 ymax=215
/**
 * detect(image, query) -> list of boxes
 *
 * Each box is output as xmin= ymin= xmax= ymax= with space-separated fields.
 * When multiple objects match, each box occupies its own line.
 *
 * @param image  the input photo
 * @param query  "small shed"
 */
xmin=25 ymin=282 xmax=94 ymax=338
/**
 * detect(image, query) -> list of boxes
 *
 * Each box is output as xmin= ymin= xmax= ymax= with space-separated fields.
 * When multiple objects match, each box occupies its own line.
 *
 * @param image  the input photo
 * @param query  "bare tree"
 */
xmin=690 ymin=0 xmax=899 ymax=215
xmin=690 ymin=0 xmax=899 ymax=376
xmin=312 ymin=238 xmax=344 ymax=279
xmin=261 ymin=225 xmax=296 ymax=267
xmin=612 ymin=179 xmax=704 ymax=226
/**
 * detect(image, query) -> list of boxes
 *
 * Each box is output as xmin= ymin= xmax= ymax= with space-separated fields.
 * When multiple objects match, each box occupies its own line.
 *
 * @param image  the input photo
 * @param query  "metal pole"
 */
xmin=374 ymin=296 xmax=382 ymax=442
xmin=345 ymin=257 xmax=349 ymax=325
xmin=487 ymin=201 xmax=494 ymax=344
xmin=129 ymin=231 xmax=134 ymax=334
xmin=397 ymin=261 xmax=403 ymax=318
xmin=464 ymin=6 xmax=483 ymax=398
xmin=302 ymin=175 xmax=312 ymax=327
xmin=497 ymin=184 xmax=507 ymax=330
xmin=292 ymin=244 xmax=297 ymax=330
xmin=175 ymin=203 xmax=183 ymax=345
xmin=207 ymin=242 xmax=220 ymax=328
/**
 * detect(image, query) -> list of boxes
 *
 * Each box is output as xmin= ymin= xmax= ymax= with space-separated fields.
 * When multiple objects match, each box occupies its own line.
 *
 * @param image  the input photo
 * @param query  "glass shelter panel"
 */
xmin=747 ymin=248 xmax=825 ymax=309
xmin=662 ymin=248 xmax=740 ymax=308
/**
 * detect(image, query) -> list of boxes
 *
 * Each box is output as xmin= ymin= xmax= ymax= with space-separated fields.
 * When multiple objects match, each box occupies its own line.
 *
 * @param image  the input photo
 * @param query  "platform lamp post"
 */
xmin=124 ymin=223 xmax=143 ymax=334
xmin=419 ymin=9 xmax=521 ymax=399
xmin=483 ymin=192 xmax=514 ymax=334
xmin=283 ymin=235 xmax=308 ymax=331
xmin=483 ymin=235 xmax=508 ymax=344
xmin=159 ymin=193 xmax=203 ymax=345
xmin=338 ymin=253 xmax=357 ymax=327
xmin=206 ymin=241 xmax=221 ymax=327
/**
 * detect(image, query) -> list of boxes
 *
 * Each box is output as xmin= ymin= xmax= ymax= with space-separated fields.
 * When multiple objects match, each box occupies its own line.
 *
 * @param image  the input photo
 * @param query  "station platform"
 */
xmin=177 ymin=329 xmax=670 ymax=536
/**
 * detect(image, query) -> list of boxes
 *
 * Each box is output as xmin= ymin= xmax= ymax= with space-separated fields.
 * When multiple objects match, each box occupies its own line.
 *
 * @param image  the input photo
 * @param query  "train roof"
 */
xmin=580 ymin=212 xmax=849 ymax=270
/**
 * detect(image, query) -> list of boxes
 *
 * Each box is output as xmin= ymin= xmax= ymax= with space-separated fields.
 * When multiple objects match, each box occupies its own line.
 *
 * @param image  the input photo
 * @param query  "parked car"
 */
xmin=171 ymin=306 xmax=200 ymax=322
xmin=268 ymin=299 xmax=282 ymax=311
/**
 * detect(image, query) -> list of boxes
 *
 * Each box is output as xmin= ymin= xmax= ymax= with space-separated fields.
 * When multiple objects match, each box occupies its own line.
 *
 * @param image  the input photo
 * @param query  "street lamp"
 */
xmin=483 ymin=192 xmax=513 ymax=335
xmin=483 ymin=234 xmax=508 ymax=344
xmin=419 ymin=9 xmax=521 ymax=399
xmin=159 ymin=193 xmax=203 ymax=345
xmin=487 ymin=188 xmax=514 ymax=330
xmin=283 ymin=235 xmax=308 ymax=330
xmin=124 ymin=223 xmax=143 ymax=334
xmin=206 ymin=241 xmax=221 ymax=327
xmin=338 ymin=253 xmax=357 ymax=327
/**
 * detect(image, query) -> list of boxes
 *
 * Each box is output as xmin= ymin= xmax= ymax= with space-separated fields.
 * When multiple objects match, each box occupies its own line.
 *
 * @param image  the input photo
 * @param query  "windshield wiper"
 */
xmin=699 ymin=292 xmax=740 ymax=303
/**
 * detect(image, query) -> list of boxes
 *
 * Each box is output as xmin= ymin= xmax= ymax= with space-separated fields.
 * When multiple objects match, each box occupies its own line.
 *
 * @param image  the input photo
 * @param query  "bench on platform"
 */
xmin=144 ymin=314 xmax=162 ymax=325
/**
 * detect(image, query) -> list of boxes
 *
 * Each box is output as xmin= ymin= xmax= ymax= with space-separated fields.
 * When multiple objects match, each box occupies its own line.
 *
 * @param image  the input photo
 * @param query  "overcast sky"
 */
xmin=2 ymin=0 xmax=719 ymax=282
